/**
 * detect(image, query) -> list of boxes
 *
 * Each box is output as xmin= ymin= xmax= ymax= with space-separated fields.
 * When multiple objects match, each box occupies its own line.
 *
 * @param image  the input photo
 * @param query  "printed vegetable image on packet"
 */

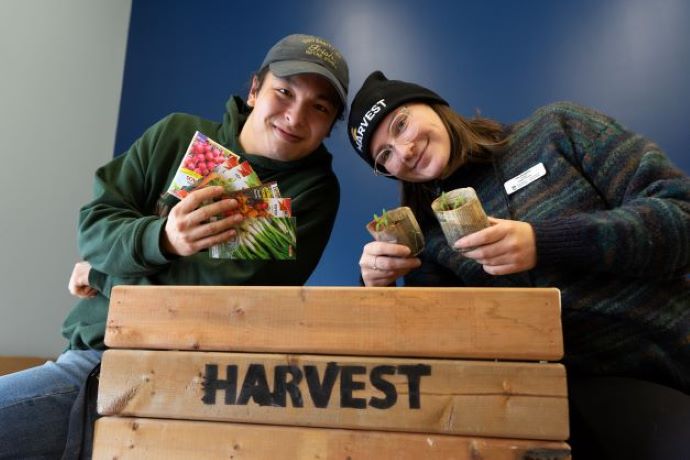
xmin=166 ymin=131 xmax=241 ymax=199
xmin=210 ymin=216 xmax=297 ymax=260
xmin=233 ymin=196 xmax=292 ymax=219
xmin=215 ymin=161 xmax=262 ymax=192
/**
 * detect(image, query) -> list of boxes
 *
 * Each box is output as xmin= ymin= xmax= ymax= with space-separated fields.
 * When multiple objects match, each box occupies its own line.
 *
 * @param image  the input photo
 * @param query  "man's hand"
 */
xmin=162 ymin=186 xmax=244 ymax=257
xmin=68 ymin=261 xmax=97 ymax=298
xmin=359 ymin=241 xmax=421 ymax=286
xmin=454 ymin=217 xmax=536 ymax=275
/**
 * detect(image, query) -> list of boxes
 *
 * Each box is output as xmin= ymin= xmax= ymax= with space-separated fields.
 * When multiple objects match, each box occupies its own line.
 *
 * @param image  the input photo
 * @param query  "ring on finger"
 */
xmin=371 ymin=255 xmax=380 ymax=271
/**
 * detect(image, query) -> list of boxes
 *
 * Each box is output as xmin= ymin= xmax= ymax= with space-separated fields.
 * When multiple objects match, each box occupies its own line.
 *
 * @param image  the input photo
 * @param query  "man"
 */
xmin=0 ymin=33 xmax=349 ymax=457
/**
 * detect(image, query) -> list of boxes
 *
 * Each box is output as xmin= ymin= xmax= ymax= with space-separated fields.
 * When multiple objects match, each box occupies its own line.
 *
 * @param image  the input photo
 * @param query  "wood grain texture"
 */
xmin=98 ymin=350 xmax=569 ymax=441
xmin=93 ymin=417 xmax=571 ymax=460
xmin=105 ymin=286 xmax=562 ymax=360
xmin=0 ymin=356 xmax=51 ymax=376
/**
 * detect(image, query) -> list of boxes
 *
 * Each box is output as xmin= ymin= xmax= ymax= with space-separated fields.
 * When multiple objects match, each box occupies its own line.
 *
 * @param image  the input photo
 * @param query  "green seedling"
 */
xmin=439 ymin=192 xmax=466 ymax=211
xmin=373 ymin=208 xmax=390 ymax=232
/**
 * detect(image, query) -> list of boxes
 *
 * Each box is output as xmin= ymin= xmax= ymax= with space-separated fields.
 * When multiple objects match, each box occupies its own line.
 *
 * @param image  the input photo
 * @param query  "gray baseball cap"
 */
xmin=261 ymin=34 xmax=349 ymax=106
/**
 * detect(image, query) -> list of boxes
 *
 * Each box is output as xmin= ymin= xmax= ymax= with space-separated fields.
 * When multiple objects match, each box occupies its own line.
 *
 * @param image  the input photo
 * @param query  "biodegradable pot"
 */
xmin=431 ymin=187 xmax=488 ymax=249
xmin=366 ymin=206 xmax=425 ymax=256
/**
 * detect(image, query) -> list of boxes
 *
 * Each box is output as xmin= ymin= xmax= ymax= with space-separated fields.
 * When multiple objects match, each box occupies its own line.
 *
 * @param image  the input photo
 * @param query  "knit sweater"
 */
xmin=406 ymin=102 xmax=690 ymax=394
xmin=62 ymin=96 xmax=340 ymax=350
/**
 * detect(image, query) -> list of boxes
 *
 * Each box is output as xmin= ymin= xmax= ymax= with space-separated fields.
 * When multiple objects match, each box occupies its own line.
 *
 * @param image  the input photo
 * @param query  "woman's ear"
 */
xmin=246 ymin=76 xmax=260 ymax=107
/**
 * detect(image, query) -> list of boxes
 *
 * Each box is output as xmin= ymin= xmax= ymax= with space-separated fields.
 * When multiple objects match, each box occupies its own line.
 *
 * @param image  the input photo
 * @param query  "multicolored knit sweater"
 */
xmin=406 ymin=102 xmax=690 ymax=394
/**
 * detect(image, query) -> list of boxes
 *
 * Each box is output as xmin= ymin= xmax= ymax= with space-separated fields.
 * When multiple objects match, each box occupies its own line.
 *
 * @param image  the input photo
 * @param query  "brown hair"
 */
xmin=401 ymin=103 xmax=507 ymax=228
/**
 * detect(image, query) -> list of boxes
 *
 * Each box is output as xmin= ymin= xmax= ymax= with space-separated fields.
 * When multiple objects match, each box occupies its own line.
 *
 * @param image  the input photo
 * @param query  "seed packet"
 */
xmin=166 ymin=131 xmax=241 ymax=199
xmin=210 ymin=217 xmax=297 ymax=260
xmin=214 ymin=161 xmax=262 ymax=192
xmin=220 ymin=181 xmax=281 ymax=199
xmin=233 ymin=196 xmax=291 ymax=219
xmin=210 ymin=183 xmax=293 ymax=259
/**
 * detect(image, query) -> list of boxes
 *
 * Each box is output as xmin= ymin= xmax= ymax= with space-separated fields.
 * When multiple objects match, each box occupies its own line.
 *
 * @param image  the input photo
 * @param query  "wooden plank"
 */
xmin=0 ymin=356 xmax=51 ymax=376
xmin=98 ymin=350 xmax=569 ymax=441
xmin=105 ymin=286 xmax=563 ymax=360
xmin=93 ymin=417 xmax=571 ymax=460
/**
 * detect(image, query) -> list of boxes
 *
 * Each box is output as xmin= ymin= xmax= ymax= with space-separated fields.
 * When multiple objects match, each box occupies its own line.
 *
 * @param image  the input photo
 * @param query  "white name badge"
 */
xmin=504 ymin=163 xmax=547 ymax=195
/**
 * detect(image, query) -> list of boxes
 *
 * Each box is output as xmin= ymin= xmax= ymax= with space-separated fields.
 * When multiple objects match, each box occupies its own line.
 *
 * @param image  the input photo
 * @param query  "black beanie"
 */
xmin=347 ymin=71 xmax=448 ymax=172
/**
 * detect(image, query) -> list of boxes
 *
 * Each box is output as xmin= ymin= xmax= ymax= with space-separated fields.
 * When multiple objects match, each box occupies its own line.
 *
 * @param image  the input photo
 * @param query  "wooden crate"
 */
xmin=94 ymin=286 xmax=570 ymax=459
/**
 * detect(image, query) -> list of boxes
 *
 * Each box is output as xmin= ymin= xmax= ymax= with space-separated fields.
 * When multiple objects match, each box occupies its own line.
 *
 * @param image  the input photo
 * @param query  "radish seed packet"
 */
xmin=166 ymin=131 xmax=241 ymax=199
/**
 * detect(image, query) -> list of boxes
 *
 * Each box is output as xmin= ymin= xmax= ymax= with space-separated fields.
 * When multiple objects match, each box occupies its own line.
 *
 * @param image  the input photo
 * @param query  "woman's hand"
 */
xmin=162 ymin=186 xmax=244 ymax=256
xmin=359 ymin=241 xmax=422 ymax=286
xmin=454 ymin=217 xmax=536 ymax=275
xmin=68 ymin=261 xmax=97 ymax=298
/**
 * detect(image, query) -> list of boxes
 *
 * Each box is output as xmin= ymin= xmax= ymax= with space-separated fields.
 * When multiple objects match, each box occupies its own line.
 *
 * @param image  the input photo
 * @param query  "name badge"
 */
xmin=504 ymin=163 xmax=546 ymax=195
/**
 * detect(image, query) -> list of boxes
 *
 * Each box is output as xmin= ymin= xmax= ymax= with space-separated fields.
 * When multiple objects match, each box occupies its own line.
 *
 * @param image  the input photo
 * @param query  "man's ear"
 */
xmin=247 ymin=76 xmax=260 ymax=107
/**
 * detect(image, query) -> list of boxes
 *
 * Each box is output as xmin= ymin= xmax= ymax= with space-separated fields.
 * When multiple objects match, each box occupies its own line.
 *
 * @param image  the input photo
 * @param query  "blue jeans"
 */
xmin=0 ymin=349 xmax=101 ymax=459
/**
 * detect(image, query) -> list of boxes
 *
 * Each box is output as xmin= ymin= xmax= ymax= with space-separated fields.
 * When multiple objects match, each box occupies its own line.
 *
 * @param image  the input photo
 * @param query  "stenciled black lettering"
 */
xmin=202 ymin=364 xmax=237 ymax=405
xmin=273 ymin=365 xmax=304 ymax=407
xmin=397 ymin=364 xmax=432 ymax=409
xmin=304 ymin=362 xmax=340 ymax=408
xmin=236 ymin=364 xmax=272 ymax=406
xmin=369 ymin=365 xmax=397 ymax=409
xmin=340 ymin=365 xmax=367 ymax=409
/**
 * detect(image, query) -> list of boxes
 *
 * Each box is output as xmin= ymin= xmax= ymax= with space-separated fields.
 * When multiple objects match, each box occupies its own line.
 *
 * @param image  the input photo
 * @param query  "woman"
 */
xmin=348 ymin=71 xmax=690 ymax=458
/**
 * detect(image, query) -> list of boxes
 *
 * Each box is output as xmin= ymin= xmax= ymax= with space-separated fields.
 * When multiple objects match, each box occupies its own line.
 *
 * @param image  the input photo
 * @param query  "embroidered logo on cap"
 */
xmin=302 ymin=37 xmax=341 ymax=70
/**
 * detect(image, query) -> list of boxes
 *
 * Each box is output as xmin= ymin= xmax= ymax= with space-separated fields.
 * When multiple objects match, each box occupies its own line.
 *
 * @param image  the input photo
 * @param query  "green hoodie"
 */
xmin=62 ymin=96 xmax=340 ymax=350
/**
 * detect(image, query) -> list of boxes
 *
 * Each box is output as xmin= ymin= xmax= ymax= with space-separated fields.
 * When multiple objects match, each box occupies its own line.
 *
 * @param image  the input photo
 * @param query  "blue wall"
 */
xmin=115 ymin=0 xmax=690 ymax=286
